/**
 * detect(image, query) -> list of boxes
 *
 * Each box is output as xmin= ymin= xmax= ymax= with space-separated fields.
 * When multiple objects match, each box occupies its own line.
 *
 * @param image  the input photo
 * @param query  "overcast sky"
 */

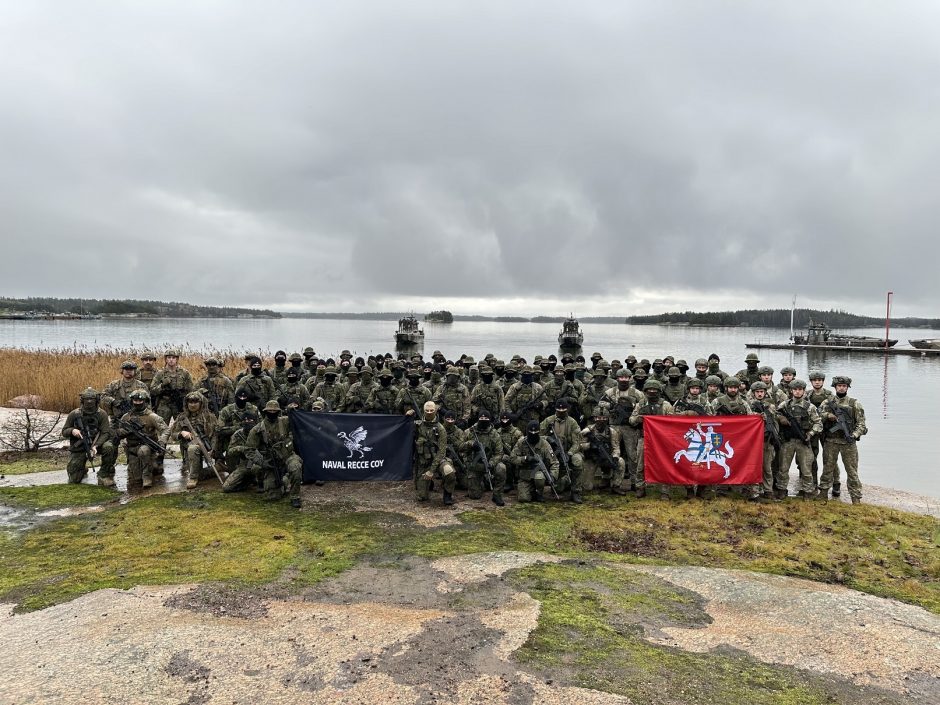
xmin=2 ymin=1 xmax=938 ymax=317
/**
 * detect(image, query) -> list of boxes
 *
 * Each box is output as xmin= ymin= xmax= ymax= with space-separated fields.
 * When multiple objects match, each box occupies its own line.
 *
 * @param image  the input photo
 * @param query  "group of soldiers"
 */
xmin=61 ymin=347 xmax=867 ymax=508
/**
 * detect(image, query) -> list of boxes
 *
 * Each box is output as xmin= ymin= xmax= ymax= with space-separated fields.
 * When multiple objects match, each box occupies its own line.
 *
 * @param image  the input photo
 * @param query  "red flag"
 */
xmin=644 ymin=416 xmax=764 ymax=485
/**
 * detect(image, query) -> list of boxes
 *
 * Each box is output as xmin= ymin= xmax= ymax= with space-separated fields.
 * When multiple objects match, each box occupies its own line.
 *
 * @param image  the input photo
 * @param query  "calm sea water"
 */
xmin=3 ymin=318 xmax=939 ymax=498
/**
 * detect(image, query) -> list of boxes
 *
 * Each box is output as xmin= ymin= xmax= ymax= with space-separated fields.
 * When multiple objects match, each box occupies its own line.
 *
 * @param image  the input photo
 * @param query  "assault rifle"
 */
xmin=445 ymin=443 xmax=466 ymax=476
xmin=829 ymin=401 xmax=857 ymax=444
xmin=509 ymin=386 xmax=547 ymax=423
xmin=752 ymin=401 xmax=781 ymax=448
xmin=202 ymin=382 xmax=223 ymax=415
xmin=180 ymin=416 xmax=226 ymax=484
xmin=525 ymin=440 xmax=560 ymax=499
xmin=74 ymin=415 xmax=98 ymax=475
xmin=403 ymin=388 xmax=423 ymax=416
xmin=119 ymin=418 xmax=169 ymax=456
xmin=585 ymin=429 xmax=618 ymax=475
xmin=113 ymin=398 xmax=132 ymax=421
xmin=471 ymin=430 xmax=494 ymax=491
xmin=674 ymin=399 xmax=707 ymax=415
xmin=608 ymin=397 xmax=635 ymax=425
xmin=547 ymin=427 xmax=573 ymax=487
xmin=778 ymin=405 xmax=808 ymax=444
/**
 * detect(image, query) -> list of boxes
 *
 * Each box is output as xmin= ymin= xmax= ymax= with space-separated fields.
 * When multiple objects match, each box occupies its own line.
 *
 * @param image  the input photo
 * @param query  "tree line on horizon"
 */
xmin=624 ymin=308 xmax=940 ymax=328
xmin=0 ymin=297 xmax=280 ymax=318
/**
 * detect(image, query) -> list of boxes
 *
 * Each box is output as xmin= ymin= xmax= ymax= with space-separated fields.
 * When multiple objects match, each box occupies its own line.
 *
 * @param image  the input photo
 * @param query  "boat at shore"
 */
xmin=791 ymin=320 xmax=897 ymax=348
xmin=909 ymin=338 xmax=940 ymax=350
xmin=558 ymin=315 xmax=584 ymax=348
xmin=394 ymin=314 xmax=424 ymax=345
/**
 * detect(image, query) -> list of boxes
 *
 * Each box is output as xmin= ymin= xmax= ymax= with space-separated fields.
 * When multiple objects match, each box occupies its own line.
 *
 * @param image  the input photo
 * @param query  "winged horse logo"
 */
xmin=337 ymin=427 xmax=373 ymax=458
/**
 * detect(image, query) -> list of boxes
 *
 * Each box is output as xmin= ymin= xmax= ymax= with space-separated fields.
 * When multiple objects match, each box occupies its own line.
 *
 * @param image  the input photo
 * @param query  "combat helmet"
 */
xmin=789 ymin=379 xmax=807 ymax=390
xmin=749 ymin=381 xmax=767 ymax=391
xmin=808 ymin=369 xmax=826 ymax=381
xmin=745 ymin=353 xmax=760 ymax=363
xmin=644 ymin=379 xmax=663 ymax=391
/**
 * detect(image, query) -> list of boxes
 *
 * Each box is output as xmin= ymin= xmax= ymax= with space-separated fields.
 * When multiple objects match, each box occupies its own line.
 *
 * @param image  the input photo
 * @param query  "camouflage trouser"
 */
xmin=820 ymin=440 xmax=861 ymax=501
xmin=255 ymin=453 xmax=303 ymax=500
xmin=66 ymin=441 xmax=118 ymax=484
xmin=778 ymin=439 xmax=815 ymax=495
xmin=154 ymin=401 xmax=177 ymax=425
xmin=556 ymin=452 xmax=584 ymax=495
xmin=126 ymin=445 xmax=159 ymax=485
xmin=466 ymin=461 xmax=507 ymax=501
xmin=516 ymin=463 xmax=545 ymax=503
xmin=582 ymin=454 xmax=621 ymax=491
xmin=221 ymin=459 xmax=256 ymax=493
xmin=182 ymin=443 xmax=217 ymax=487
xmin=809 ymin=435 xmax=822 ymax=486
xmin=415 ymin=460 xmax=456 ymax=500
xmin=760 ymin=441 xmax=777 ymax=494
xmin=613 ymin=424 xmax=639 ymax=486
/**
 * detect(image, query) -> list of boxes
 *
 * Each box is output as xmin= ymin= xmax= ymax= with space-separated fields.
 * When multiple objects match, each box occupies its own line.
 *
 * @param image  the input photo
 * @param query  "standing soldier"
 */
xmin=277 ymin=367 xmax=312 ymax=412
xmin=246 ymin=400 xmax=303 ymax=508
xmin=693 ymin=358 xmax=710 ymax=383
xmin=301 ymin=347 xmax=318 ymax=376
xmin=707 ymin=376 xmax=757 ymax=500
xmin=505 ymin=366 xmax=546 ymax=431
xmin=629 ymin=380 xmax=675 ymax=499
xmin=818 ymin=376 xmax=867 ymax=504
xmin=662 ymin=367 xmax=686 ymax=404
xmin=270 ymin=350 xmax=290 ymax=388
xmin=580 ymin=404 xmax=625 ymax=494
xmin=579 ymin=366 xmax=610 ymax=418
xmin=462 ymin=410 xmax=507 ymax=505
xmin=510 ymin=420 xmax=559 ymax=503
xmin=150 ymin=349 xmax=194 ymax=423
xmin=470 ymin=365 xmax=505 ymax=420
xmin=605 ymin=369 xmax=644 ymax=490
xmin=777 ymin=367 xmax=797 ymax=399
xmin=138 ymin=352 xmax=158 ymax=389
xmin=397 ymin=369 xmax=432 ymax=416
xmin=116 ymin=389 xmax=167 ymax=488
xmin=806 ymin=369 xmax=833 ymax=489
xmin=433 ymin=366 xmax=471 ymax=427
xmin=414 ymin=401 xmax=456 ymax=505
xmin=235 ymin=356 xmax=276 ymax=407
xmin=216 ymin=388 xmax=259 ymax=469
xmin=101 ymin=360 xmax=148 ymax=429
xmin=776 ymin=380 xmax=823 ymax=500
xmin=442 ymin=409 xmax=469 ymax=489
xmin=163 ymin=392 xmax=219 ymax=490
xmin=345 ymin=367 xmax=377 ymax=413
xmin=288 ymin=352 xmax=311 ymax=384
xmin=309 ymin=365 xmax=346 ymax=411
xmin=541 ymin=366 xmax=576 ymax=421
xmin=221 ymin=409 xmax=260 ymax=494
xmin=748 ymin=382 xmax=782 ymax=501
xmin=540 ymin=399 xmax=585 ymax=502
xmin=197 ymin=358 xmax=234 ymax=416
xmin=62 ymin=388 xmax=117 ymax=486
xmin=366 ymin=368 xmax=399 ymax=414
xmin=736 ymin=353 xmax=762 ymax=386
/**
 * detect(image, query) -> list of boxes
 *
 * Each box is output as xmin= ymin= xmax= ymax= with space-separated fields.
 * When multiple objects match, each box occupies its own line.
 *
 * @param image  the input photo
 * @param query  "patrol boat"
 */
xmin=909 ymin=338 xmax=940 ymax=350
xmin=558 ymin=315 xmax=584 ymax=348
xmin=791 ymin=319 xmax=897 ymax=348
xmin=395 ymin=314 xmax=424 ymax=345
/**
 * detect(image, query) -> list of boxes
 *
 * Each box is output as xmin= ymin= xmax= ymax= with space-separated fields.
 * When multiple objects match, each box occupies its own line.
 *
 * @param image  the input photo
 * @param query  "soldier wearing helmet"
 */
xmin=510 ymin=420 xmax=560 ymax=503
xmin=61 ymin=388 xmax=118 ymax=486
xmin=628 ymin=379 xmax=675 ymax=499
xmin=101 ymin=360 xmax=148 ymax=431
xmin=245 ymin=400 xmax=303 ymax=508
xmin=162 ymin=392 xmax=219 ymax=490
xmin=367 ymin=367 xmax=402 ymax=414
xmin=431 ymin=366 xmax=471 ymax=426
xmin=777 ymin=366 xmax=797 ymax=399
xmin=774 ymin=379 xmax=824 ymax=500
xmin=706 ymin=373 xmax=758 ymax=500
xmin=115 ymin=389 xmax=167 ymax=488
xmin=604 ymin=368 xmax=644 ymax=488
xmin=149 ymin=349 xmax=194 ymax=423
xmin=235 ymin=356 xmax=277 ymax=408
xmin=578 ymin=403 xmax=625 ymax=497
xmin=220 ymin=408 xmax=260 ymax=494
xmin=216 ymin=387 xmax=260 ymax=466
xmin=461 ymin=410 xmax=508 ymax=506
xmin=818 ymin=376 xmax=868 ymax=504
xmin=805 ymin=369 xmax=832 ymax=487
xmin=538 ymin=399 xmax=585 ymax=502
xmin=397 ymin=367 xmax=433 ymax=416
xmin=196 ymin=357 xmax=235 ymax=416
xmin=504 ymin=365 xmax=546 ymax=432
xmin=414 ymin=401 xmax=457 ymax=505
xmin=277 ymin=366 xmax=312 ymax=412
xmin=138 ymin=351 xmax=158 ymax=389
xmin=736 ymin=353 xmax=762 ymax=386
xmin=308 ymin=365 xmax=345 ymax=412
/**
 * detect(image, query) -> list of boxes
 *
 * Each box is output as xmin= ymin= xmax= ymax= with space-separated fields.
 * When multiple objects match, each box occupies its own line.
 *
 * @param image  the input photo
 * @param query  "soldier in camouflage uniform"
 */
xmin=650 ymin=359 xmax=667 ymax=384
xmin=287 ymin=352 xmax=311 ymax=384
xmin=270 ymin=350 xmax=290 ymax=388
xmin=662 ymin=367 xmax=686 ymax=404
xmin=510 ymin=420 xmax=560 ymax=503
xmin=707 ymin=378 xmax=758 ymax=500
xmin=498 ymin=364 xmax=518 ymax=392
xmin=344 ymin=367 xmax=377 ymax=413
xmin=693 ymin=358 xmax=709 ymax=383
xmin=630 ymin=380 xmax=675 ymax=498
xmin=578 ymin=367 xmax=609 ymax=422
xmin=366 ymin=368 xmax=399 ymax=414
xmin=539 ymin=399 xmax=584 ymax=502
xmin=541 ymin=366 xmax=577 ymax=421
xmin=776 ymin=379 xmax=823 ymax=499
xmin=216 ymin=388 xmax=259 ymax=466
xmin=116 ymin=389 xmax=167 ymax=487
xmin=605 ymin=368 xmax=644 ymax=488
xmin=777 ymin=367 xmax=797 ymax=400
xmin=277 ymin=367 xmax=311 ymax=411
xmin=101 ymin=360 xmax=148 ymax=430
xmin=818 ymin=376 xmax=867 ymax=504
xmin=433 ymin=366 xmax=472 ymax=427
xmin=752 ymin=366 xmax=787 ymax=406
xmin=246 ymin=400 xmax=303 ymax=508
xmin=703 ymin=374 xmax=723 ymax=403
xmin=736 ymin=353 xmax=762 ymax=386
xmin=301 ymin=347 xmax=318 ymax=376
xmin=504 ymin=366 xmax=547 ymax=432
xmin=706 ymin=353 xmax=729 ymax=381
xmin=414 ymin=401 xmax=456 ymax=505
xmin=196 ymin=357 xmax=234 ymax=416
xmin=442 ymin=409 xmax=470 ymax=489
xmin=461 ymin=410 xmax=506 ymax=505
xmin=748 ymin=382 xmax=782 ymax=501
xmin=580 ymin=404 xmax=626 ymax=494
xmin=163 ymin=392 xmax=219 ymax=490
xmin=470 ymin=364 xmax=505 ymax=420
xmin=235 ymin=356 xmax=277 ymax=408
xmin=497 ymin=410 xmax=523 ymax=492
xmin=137 ymin=351 xmax=158 ymax=389
xmin=62 ymin=388 xmax=117 ymax=485
xmin=150 ymin=349 xmax=194 ymax=423
xmin=806 ymin=369 xmax=833 ymax=488
xmin=674 ymin=378 xmax=708 ymax=416
xmin=221 ymin=408 xmax=260 ymax=493
xmin=398 ymin=369 xmax=432 ymax=416
xmin=309 ymin=365 xmax=346 ymax=411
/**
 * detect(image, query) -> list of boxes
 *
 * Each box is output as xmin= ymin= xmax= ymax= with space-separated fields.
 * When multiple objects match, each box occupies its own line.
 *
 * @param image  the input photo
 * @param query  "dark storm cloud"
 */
xmin=1 ymin=2 xmax=938 ymax=314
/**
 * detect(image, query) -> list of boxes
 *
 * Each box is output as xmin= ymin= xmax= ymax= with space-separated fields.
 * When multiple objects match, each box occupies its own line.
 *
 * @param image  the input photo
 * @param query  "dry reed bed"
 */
xmin=0 ymin=347 xmax=271 ymax=412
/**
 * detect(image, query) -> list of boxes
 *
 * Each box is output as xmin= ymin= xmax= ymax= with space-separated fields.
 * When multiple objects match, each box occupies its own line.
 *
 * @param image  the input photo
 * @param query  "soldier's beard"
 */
xmin=836 ymin=391 xmax=847 ymax=398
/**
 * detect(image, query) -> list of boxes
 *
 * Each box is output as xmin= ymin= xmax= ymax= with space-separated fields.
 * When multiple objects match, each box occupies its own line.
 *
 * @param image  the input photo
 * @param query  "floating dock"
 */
xmin=745 ymin=343 xmax=940 ymax=357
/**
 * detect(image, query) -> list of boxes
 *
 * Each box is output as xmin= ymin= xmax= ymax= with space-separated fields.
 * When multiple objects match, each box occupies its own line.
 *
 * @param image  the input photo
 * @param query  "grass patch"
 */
xmin=0 ymin=484 xmax=119 ymax=510
xmin=0 ymin=492 xmax=388 ymax=611
xmin=403 ymin=495 xmax=940 ymax=613
xmin=510 ymin=561 xmax=904 ymax=705
xmin=0 ymin=449 xmax=68 ymax=475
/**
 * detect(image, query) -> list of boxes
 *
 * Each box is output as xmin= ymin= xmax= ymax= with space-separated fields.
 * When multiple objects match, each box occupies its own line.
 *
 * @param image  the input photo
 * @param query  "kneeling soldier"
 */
xmin=246 ymin=400 xmax=303 ymax=507
xmin=540 ymin=399 xmax=585 ymax=503
xmin=580 ymin=404 xmax=626 ymax=495
xmin=116 ymin=390 xmax=167 ymax=488
xmin=221 ymin=409 xmax=260 ymax=493
xmin=414 ymin=401 xmax=457 ymax=505
xmin=62 ymin=387 xmax=117 ymax=485
xmin=510 ymin=420 xmax=560 ymax=503
xmin=164 ymin=392 xmax=219 ymax=490
xmin=461 ymin=410 xmax=507 ymax=505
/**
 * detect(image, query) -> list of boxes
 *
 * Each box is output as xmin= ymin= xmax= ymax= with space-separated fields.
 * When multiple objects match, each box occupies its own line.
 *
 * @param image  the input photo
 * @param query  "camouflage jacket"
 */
xmin=246 ymin=416 xmax=295 ymax=465
xmin=150 ymin=368 xmax=194 ymax=406
xmin=217 ymin=402 xmax=260 ymax=441
xmin=470 ymin=381 xmax=505 ymax=420
xmin=510 ymin=436 xmax=559 ymax=482
xmin=707 ymin=394 xmax=754 ymax=416
xmin=579 ymin=423 xmax=622 ymax=460
xmin=460 ymin=425 xmax=504 ymax=471
xmin=540 ymin=414 xmax=583 ymax=458
xmin=277 ymin=382 xmax=311 ymax=411
xmin=629 ymin=399 xmax=675 ymax=431
xmin=343 ymin=381 xmax=378 ymax=413
xmin=116 ymin=408 xmax=167 ymax=449
xmin=311 ymin=381 xmax=346 ymax=412
xmin=497 ymin=424 xmax=522 ymax=464
xmin=604 ymin=387 xmax=644 ymax=425
xmin=662 ymin=380 xmax=686 ymax=404
xmin=101 ymin=378 xmax=148 ymax=420
xmin=197 ymin=373 xmax=234 ymax=415
xmin=504 ymin=382 xmax=546 ymax=422
xmin=164 ymin=409 xmax=218 ymax=450
xmin=62 ymin=409 xmax=113 ymax=452
xmin=776 ymin=397 xmax=822 ymax=439
xmin=366 ymin=385 xmax=399 ymax=414
xmin=414 ymin=418 xmax=446 ymax=471
xmin=397 ymin=384 xmax=432 ymax=416
xmin=433 ymin=382 xmax=472 ymax=425
xmin=235 ymin=374 xmax=277 ymax=407
xmin=819 ymin=396 xmax=867 ymax=442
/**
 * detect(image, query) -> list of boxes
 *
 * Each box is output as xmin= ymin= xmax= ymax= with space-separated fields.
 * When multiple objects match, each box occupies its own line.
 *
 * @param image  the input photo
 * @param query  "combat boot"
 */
xmin=492 ymin=493 xmax=505 ymax=507
xmin=142 ymin=470 xmax=153 ymax=489
xmin=635 ymin=488 xmax=646 ymax=499
xmin=570 ymin=492 xmax=583 ymax=504
xmin=774 ymin=488 xmax=788 ymax=501
xmin=831 ymin=482 xmax=841 ymax=498
xmin=532 ymin=489 xmax=545 ymax=503
xmin=611 ymin=485 xmax=627 ymax=496
xmin=98 ymin=476 xmax=115 ymax=488
xmin=186 ymin=477 xmax=198 ymax=490
xmin=290 ymin=497 xmax=302 ymax=509
xmin=442 ymin=490 xmax=454 ymax=506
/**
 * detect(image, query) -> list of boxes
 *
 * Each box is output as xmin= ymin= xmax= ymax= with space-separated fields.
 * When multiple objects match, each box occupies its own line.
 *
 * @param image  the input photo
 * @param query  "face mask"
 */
xmin=645 ymin=391 xmax=659 ymax=401
xmin=325 ymin=375 xmax=336 ymax=384
xmin=251 ymin=367 xmax=262 ymax=376
xmin=521 ymin=373 xmax=533 ymax=384
xmin=617 ymin=380 xmax=629 ymax=390
xmin=634 ymin=378 xmax=646 ymax=390
xmin=477 ymin=420 xmax=491 ymax=432
xmin=446 ymin=375 xmax=458 ymax=386
xmin=708 ymin=362 xmax=719 ymax=371
xmin=408 ymin=377 xmax=420 ymax=387
xmin=505 ymin=373 xmax=517 ymax=382
xmin=836 ymin=390 xmax=847 ymax=398
xmin=287 ymin=375 xmax=299 ymax=384
xmin=380 ymin=377 xmax=392 ymax=387
xmin=235 ymin=395 xmax=247 ymax=408
xmin=242 ymin=421 xmax=256 ymax=434
xmin=275 ymin=358 xmax=286 ymax=367
xmin=653 ymin=364 xmax=664 ymax=374
xmin=554 ymin=376 xmax=565 ymax=386
xmin=565 ymin=371 xmax=575 ymax=381
xmin=423 ymin=371 xmax=432 ymax=380
xmin=669 ymin=378 xmax=680 ymax=385
xmin=481 ymin=374 xmax=494 ymax=384
xmin=264 ymin=412 xmax=280 ymax=422
xmin=555 ymin=410 xmax=568 ymax=419
xmin=526 ymin=432 xmax=540 ymax=444
xmin=595 ymin=418 xmax=607 ymax=428
xmin=81 ymin=399 xmax=98 ymax=413
xmin=132 ymin=402 xmax=146 ymax=413
xmin=393 ymin=369 xmax=404 ymax=379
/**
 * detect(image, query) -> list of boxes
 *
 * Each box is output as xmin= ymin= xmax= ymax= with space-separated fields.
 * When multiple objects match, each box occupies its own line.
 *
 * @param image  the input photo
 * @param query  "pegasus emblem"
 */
xmin=337 ymin=427 xmax=373 ymax=458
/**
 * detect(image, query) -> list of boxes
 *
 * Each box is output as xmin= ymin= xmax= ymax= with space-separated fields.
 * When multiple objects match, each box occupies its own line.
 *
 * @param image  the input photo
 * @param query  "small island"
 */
xmin=424 ymin=310 xmax=453 ymax=323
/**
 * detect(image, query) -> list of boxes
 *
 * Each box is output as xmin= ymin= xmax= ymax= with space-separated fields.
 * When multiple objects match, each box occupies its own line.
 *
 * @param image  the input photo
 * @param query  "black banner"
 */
xmin=290 ymin=411 xmax=415 ymax=482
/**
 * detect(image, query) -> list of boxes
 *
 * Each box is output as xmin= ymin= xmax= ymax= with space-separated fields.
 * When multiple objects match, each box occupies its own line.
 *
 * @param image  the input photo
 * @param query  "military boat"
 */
xmin=395 ymin=314 xmax=424 ymax=345
xmin=558 ymin=315 xmax=584 ymax=348
xmin=791 ymin=320 xmax=897 ymax=348
xmin=909 ymin=338 xmax=940 ymax=350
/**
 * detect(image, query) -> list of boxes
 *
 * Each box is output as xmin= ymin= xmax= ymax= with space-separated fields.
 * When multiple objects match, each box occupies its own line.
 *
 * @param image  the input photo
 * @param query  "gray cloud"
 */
xmin=1 ymin=1 xmax=938 ymax=316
